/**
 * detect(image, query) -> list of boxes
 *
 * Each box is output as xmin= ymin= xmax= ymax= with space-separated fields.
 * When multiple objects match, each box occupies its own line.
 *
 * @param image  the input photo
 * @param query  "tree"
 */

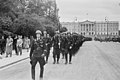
xmin=60 ymin=27 xmax=68 ymax=33
xmin=0 ymin=16 xmax=13 ymax=31
xmin=45 ymin=26 xmax=55 ymax=37
xmin=0 ymin=0 xmax=60 ymax=37
xmin=12 ymin=15 xmax=44 ymax=37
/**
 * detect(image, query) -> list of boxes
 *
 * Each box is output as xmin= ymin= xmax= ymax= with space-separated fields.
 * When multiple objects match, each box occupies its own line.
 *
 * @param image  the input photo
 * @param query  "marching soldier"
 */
xmin=64 ymin=33 xmax=73 ymax=64
xmin=45 ymin=34 xmax=52 ymax=63
xmin=30 ymin=30 xmax=47 ymax=80
xmin=60 ymin=33 xmax=67 ymax=59
xmin=43 ymin=31 xmax=52 ymax=63
xmin=52 ymin=31 xmax=61 ymax=64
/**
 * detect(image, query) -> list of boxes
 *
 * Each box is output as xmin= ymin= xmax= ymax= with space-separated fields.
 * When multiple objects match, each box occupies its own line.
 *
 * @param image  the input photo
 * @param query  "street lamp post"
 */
xmin=73 ymin=17 xmax=77 ymax=33
xmin=107 ymin=21 xmax=108 ymax=37
xmin=105 ymin=17 xmax=109 ymax=38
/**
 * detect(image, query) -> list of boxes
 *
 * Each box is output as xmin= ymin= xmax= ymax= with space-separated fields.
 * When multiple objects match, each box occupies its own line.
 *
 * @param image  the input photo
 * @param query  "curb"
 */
xmin=0 ymin=57 xmax=29 ymax=69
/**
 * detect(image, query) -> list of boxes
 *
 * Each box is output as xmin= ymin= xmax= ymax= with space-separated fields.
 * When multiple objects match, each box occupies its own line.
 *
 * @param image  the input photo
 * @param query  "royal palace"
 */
xmin=61 ymin=20 xmax=119 ymax=38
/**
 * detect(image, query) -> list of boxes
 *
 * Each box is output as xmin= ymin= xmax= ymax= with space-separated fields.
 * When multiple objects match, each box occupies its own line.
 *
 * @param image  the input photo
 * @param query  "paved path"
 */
xmin=0 ymin=41 xmax=120 ymax=80
xmin=0 ymin=49 xmax=29 ymax=69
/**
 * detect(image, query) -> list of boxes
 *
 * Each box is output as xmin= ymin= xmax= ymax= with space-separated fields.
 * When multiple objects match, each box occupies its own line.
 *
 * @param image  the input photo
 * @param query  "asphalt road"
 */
xmin=0 ymin=41 xmax=120 ymax=80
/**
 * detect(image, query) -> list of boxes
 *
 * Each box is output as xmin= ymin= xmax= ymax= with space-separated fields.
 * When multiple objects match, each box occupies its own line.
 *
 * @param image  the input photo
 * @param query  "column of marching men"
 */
xmin=29 ymin=30 xmax=85 ymax=80
xmin=43 ymin=31 xmax=85 ymax=64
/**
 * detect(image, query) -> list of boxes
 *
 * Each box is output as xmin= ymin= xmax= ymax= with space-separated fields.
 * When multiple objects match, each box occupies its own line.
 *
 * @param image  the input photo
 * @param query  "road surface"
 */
xmin=0 ymin=41 xmax=120 ymax=80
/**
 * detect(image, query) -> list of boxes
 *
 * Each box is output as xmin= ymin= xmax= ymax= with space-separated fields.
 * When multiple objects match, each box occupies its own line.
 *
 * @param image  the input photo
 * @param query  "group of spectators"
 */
xmin=0 ymin=35 xmax=32 ymax=58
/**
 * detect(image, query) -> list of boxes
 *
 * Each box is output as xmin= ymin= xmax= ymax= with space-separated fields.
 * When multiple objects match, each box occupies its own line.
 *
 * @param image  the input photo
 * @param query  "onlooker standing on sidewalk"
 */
xmin=13 ymin=35 xmax=18 ymax=55
xmin=17 ymin=35 xmax=23 ymax=55
xmin=30 ymin=36 xmax=34 ymax=48
xmin=6 ymin=35 xmax=13 ymax=57
xmin=0 ymin=36 xmax=6 ymax=55
xmin=24 ymin=36 xmax=30 ymax=52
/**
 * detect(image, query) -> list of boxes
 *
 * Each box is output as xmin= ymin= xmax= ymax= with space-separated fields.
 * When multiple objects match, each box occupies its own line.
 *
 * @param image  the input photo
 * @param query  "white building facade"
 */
xmin=61 ymin=20 xmax=119 ymax=38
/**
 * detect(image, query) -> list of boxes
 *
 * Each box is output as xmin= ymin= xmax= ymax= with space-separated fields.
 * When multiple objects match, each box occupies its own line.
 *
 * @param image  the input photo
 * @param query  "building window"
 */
xmin=98 ymin=33 xmax=99 ymax=35
xmin=89 ymin=32 xmax=91 ymax=35
xmin=86 ymin=24 xmax=88 ymax=27
xmin=81 ymin=26 xmax=82 ymax=31
xmin=92 ymin=24 xmax=94 ymax=26
xmin=92 ymin=27 xmax=94 ymax=31
xmin=84 ymin=24 xmax=85 ymax=26
xmin=87 ymin=29 xmax=88 ymax=31
xmin=89 ymin=26 xmax=91 ymax=31
xmin=84 ymin=32 xmax=85 ymax=35
xmin=92 ymin=32 xmax=94 ymax=35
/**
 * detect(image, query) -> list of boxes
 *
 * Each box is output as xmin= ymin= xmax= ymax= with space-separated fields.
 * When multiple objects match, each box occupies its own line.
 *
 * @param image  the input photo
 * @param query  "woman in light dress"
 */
xmin=6 ymin=35 xmax=13 ymax=57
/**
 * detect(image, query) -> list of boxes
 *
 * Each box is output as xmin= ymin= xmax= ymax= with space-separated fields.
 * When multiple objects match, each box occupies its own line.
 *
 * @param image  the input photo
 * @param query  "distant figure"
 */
xmin=13 ymin=35 xmax=18 ymax=55
xmin=17 ymin=35 xmax=23 ymax=55
xmin=24 ymin=37 xmax=30 ymax=52
xmin=0 ymin=36 xmax=6 ymax=55
xmin=6 ymin=35 xmax=13 ymax=57
xmin=30 ymin=36 xmax=34 ymax=48
xmin=52 ymin=31 xmax=61 ymax=64
xmin=45 ymin=34 xmax=52 ymax=63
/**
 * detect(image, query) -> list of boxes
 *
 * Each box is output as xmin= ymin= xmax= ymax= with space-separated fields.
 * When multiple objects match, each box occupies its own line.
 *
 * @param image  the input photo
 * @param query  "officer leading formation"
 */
xmin=30 ymin=30 xmax=47 ymax=80
xmin=29 ymin=30 xmax=85 ymax=80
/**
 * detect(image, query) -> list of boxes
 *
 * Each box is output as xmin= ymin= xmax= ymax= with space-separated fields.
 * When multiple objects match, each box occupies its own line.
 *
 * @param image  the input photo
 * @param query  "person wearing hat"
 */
xmin=52 ymin=31 xmax=61 ymax=64
xmin=60 ymin=33 xmax=67 ymax=59
xmin=43 ymin=31 xmax=52 ymax=63
xmin=64 ymin=32 xmax=73 ymax=64
xmin=30 ymin=30 xmax=47 ymax=80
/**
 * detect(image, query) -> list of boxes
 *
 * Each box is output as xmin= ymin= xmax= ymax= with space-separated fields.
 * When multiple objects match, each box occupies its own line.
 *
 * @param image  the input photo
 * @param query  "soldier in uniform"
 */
xmin=43 ymin=31 xmax=51 ymax=63
xmin=30 ymin=30 xmax=47 ymax=80
xmin=52 ymin=31 xmax=61 ymax=64
xmin=60 ymin=33 xmax=67 ymax=59
xmin=45 ymin=33 xmax=52 ymax=63
xmin=64 ymin=33 xmax=73 ymax=64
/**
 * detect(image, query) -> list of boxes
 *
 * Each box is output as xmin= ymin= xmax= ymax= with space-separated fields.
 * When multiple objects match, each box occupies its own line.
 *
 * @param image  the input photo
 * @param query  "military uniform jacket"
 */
xmin=30 ymin=38 xmax=46 ymax=58
xmin=52 ymin=36 xmax=60 ymax=49
xmin=46 ymin=37 xmax=52 ymax=48
xmin=60 ymin=36 xmax=67 ymax=49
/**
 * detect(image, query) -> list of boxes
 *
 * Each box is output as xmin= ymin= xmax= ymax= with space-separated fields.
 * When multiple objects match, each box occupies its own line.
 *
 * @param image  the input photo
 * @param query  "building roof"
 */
xmin=79 ymin=20 xmax=95 ymax=24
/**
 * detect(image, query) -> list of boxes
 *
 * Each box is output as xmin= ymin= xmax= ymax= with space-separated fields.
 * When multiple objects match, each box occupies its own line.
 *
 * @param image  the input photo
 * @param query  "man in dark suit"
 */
xmin=30 ymin=30 xmax=47 ymax=80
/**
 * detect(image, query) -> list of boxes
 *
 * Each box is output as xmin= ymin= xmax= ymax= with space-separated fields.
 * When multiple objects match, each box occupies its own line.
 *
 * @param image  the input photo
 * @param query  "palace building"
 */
xmin=61 ymin=20 xmax=119 ymax=38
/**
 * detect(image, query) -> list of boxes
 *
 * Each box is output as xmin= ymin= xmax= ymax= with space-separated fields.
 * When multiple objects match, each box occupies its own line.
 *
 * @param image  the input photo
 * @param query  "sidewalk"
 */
xmin=0 ymin=49 xmax=29 ymax=69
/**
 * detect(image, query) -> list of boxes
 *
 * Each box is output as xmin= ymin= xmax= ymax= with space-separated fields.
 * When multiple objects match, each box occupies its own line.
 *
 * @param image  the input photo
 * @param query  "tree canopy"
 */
xmin=0 ymin=0 xmax=60 ymax=37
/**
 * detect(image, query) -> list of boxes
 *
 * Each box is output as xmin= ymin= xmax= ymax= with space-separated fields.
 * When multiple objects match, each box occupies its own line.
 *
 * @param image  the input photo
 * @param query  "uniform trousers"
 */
xmin=64 ymin=49 xmax=72 ymax=63
xmin=31 ymin=57 xmax=45 ymax=80
xmin=53 ymin=48 xmax=60 ymax=63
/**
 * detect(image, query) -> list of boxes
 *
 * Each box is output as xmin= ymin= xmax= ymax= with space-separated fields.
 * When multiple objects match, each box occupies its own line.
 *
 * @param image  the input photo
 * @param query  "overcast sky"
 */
xmin=56 ymin=0 xmax=120 ymax=22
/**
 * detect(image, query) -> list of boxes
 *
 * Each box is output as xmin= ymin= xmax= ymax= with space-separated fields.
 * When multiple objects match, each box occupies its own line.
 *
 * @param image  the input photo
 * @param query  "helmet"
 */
xmin=43 ymin=31 xmax=47 ymax=34
xmin=36 ymin=30 xmax=42 ymax=34
xmin=55 ymin=31 xmax=59 ymax=34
